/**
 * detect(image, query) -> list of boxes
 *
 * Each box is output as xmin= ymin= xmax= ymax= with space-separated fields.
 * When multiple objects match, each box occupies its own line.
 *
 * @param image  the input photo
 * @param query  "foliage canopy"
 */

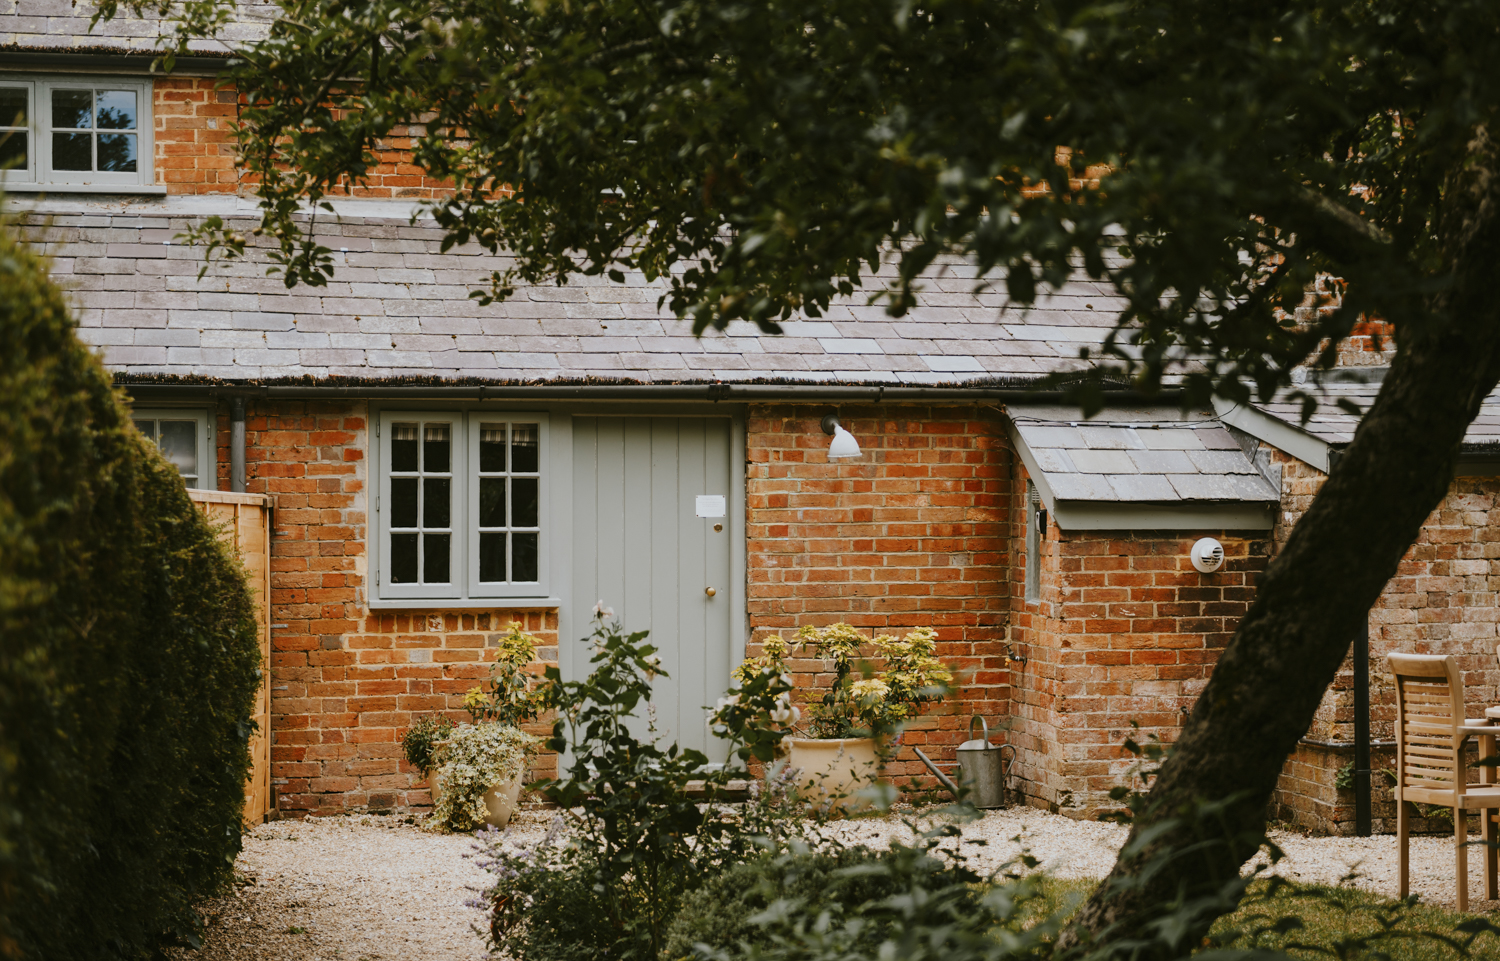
xmin=116 ymin=0 xmax=1500 ymax=411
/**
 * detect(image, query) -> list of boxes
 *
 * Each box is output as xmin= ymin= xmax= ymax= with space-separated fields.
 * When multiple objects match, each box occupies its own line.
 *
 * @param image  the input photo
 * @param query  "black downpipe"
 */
xmin=1354 ymin=622 xmax=1372 ymax=836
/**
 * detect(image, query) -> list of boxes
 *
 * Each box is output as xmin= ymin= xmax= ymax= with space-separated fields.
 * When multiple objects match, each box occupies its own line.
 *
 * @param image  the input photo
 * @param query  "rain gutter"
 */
xmin=118 ymin=381 xmax=1183 ymax=404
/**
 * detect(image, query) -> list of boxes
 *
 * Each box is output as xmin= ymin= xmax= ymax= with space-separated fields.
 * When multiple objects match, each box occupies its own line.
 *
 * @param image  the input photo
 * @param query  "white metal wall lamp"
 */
xmin=821 ymin=414 xmax=863 ymax=460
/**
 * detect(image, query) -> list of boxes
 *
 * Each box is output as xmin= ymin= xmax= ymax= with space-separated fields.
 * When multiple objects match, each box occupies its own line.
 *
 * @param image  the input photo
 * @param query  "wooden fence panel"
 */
xmin=188 ymin=490 xmax=274 ymax=826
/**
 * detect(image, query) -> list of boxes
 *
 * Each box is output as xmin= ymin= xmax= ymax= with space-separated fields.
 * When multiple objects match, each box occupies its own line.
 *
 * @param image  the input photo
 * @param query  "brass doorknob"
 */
xmin=705 ymin=587 xmax=716 ymax=597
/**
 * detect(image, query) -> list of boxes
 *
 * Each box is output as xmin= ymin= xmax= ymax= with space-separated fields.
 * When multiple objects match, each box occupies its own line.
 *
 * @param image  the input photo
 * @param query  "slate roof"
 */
xmin=15 ymin=195 xmax=1133 ymax=386
xmin=1246 ymin=377 xmax=1500 ymax=449
xmin=0 ymin=0 xmax=269 ymax=55
xmin=1009 ymin=405 xmax=1280 ymax=504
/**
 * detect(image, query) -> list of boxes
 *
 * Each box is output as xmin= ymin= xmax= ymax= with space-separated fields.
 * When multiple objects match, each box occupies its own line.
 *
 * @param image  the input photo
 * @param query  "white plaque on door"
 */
xmin=695 ymin=495 xmax=726 ymax=518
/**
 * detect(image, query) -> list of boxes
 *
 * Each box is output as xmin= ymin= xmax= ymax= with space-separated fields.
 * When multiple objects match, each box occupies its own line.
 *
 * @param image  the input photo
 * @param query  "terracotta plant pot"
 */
xmin=786 ymin=737 xmax=881 ymax=813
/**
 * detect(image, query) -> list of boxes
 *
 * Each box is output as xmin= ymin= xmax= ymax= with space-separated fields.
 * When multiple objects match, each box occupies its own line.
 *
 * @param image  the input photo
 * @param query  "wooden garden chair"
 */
xmin=1389 ymin=652 xmax=1500 ymax=911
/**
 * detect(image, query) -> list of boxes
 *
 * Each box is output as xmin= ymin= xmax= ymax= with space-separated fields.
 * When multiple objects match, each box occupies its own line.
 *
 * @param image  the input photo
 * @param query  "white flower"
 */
xmin=593 ymin=600 xmax=615 ymax=619
xmin=771 ymin=703 xmax=801 ymax=725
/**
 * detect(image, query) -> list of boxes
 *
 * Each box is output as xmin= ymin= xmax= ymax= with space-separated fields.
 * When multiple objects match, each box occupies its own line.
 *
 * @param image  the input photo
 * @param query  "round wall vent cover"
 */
xmin=1191 ymin=537 xmax=1225 ymax=573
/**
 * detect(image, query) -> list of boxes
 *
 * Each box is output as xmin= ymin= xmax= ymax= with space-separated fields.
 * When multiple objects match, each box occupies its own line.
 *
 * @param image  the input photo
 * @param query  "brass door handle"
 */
xmin=705 ymin=587 xmax=716 ymax=597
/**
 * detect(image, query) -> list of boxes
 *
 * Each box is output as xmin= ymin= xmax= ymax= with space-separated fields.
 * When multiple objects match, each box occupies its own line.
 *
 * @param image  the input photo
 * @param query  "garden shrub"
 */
xmin=0 ymin=221 xmax=261 ymax=959
xmin=685 ymin=836 xmax=1063 ymax=961
xmin=476 ymin=617 xmax=806 ymax=961
xmin=661 ymin=844 xmax=985 ymax=961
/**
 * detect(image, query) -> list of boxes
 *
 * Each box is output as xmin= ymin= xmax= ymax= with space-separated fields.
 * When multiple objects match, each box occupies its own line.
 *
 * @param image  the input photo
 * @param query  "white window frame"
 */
xmin=0 ymin=76 xmax=156 ymax=189
xmin=130 ymin=407 xmax=216 ymax=490
xmin=466 ymin=416 xmax=548 ymax=598
xmin=1024 ymin=481 xmax=1042 ymax=603
xmin=375 ymin=410 xmax=551 ymax=602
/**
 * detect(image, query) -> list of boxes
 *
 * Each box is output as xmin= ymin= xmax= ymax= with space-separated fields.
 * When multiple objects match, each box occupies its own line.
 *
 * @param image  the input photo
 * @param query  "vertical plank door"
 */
xmin=188 ymin=490 xmax=274 ymax=825
xmin=571 ymin=417 xmax=737 ymax=760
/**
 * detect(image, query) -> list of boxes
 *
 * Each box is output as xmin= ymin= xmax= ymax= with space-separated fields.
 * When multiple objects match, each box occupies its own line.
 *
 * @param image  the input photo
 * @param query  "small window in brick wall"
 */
xmin=376 ymin=411 xmax=549 ymax=601
xmin=0 ymin=78 xmax=156 ymax=189
xmin=131 ymin=408 xmax=214 ymax=490
xmin=1025 ymin=481 xmax=1044 ymax=603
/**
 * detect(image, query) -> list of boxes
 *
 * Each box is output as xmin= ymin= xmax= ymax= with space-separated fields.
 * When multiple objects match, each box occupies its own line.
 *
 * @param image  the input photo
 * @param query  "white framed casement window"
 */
xmin=131 ymin=408 xmax=216 ymax=490
xmin=468 ymin=418 xmax=547 ymax=596
xmin=376 ymin=411 xmax=550 ymax=601
xmin=0 ymin=77 xmax=156 ymax=189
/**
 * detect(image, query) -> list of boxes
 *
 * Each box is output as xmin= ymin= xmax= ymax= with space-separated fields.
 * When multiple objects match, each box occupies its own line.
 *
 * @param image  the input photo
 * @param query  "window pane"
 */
xmin=51 ymin=90 xmax=92 ymax=128
xmin=511 ymin=425 xmax=539 ymax=472
xmin=479 ymin=477 xmax=506 ymax=527
xmin=423 ymin=533 xmax=450 ymax=583
xmin=158 ymin=421 xmax=197 ymax=476
xmin=512 ymin=533 xmax=538 ymax=582
xmin=95 ymin=90 xmax=137 ymax=130
xmin=391 ymin=423 xmax=418 ymax=471
xmin=391 ymin=478 xmax=418 ymax=528
xmin=479 ymin=532 xmax=506 ymax=582
xmin=391 ymin=533 xmax=418 ymax=583
xmin=512 ymin=478 xmax=539 ymax=527
xmin=479 ymin=423 xmax=506 ymax=472
xmin=0 ymin=88 xmax=25 ymax=126
xmin=423 ymin=424 xmax=450 ymax=472
xmin=97 ymin=133 xmax=136 ymax=173
xmin=0 ymin=130 xmax=26 ymax=171
xmin=423 ymin=477 xmax=450 ymax=529
xmin=52 ymin=132 xmax=90 ymax=171
xmin=133 ymin=419 xmax=156 ymax=441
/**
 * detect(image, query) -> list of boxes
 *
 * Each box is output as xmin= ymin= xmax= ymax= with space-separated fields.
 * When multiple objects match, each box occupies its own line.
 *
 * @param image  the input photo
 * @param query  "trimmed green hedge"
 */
xmin=0 ymin=222 xmax=262 ymax=959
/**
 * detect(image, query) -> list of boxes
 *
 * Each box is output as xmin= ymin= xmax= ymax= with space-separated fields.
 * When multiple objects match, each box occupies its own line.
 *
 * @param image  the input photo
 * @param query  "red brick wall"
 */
xmin=226 ymin=399 xmax=1020 ymax=812
xmin=743 ymin=404 xmax=1012 ymax=781
xmin=1007 ymin=458 xmax=1271 ymax=815
xmin=221 ymin=398 xmax=556 ymax=814
xmin=1268 ymin=445 xmax=1500 ymax=832
xmin=154 ymin=78 xmax=239 ymax=193
xmin=277 ymin=609 xmax=558 ymax=811
xmin=153 ymin=78 xmax=457 ymax=199
xmin=208 ymin=396 xmax=1439 ymax=823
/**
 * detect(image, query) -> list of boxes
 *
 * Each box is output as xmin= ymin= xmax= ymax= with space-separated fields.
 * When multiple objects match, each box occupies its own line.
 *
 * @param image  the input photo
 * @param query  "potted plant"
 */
xmin=425 ymin=623 xmax=548 ymax=831
xmin=737 ymin=624 xmax=951 ymax=812
xmin=401 ymin=713 xmax=456 ymax=789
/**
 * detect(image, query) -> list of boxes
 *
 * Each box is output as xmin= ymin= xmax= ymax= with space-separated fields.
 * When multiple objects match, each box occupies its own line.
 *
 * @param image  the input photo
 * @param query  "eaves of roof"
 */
xmin=1216 ymin=374 xmax=1500 ymax=474
xmin=117 ymin=371 xmax=1182 ymax=404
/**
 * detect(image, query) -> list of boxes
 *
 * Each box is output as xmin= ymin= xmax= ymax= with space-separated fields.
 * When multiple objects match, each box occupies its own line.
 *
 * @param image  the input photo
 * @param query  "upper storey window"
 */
xmin=0 ymin=79 xmax=156 ymax=190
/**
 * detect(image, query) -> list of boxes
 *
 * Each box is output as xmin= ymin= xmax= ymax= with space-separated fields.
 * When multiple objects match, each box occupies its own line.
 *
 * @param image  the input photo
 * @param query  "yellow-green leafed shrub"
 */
xmin=0 ymin=221 xmax=261 ymax=959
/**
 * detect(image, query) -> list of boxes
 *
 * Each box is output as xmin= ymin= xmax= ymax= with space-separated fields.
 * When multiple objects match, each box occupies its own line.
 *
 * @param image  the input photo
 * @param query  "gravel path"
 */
xmin=176 ymin=807 xmax=1499 ymax=960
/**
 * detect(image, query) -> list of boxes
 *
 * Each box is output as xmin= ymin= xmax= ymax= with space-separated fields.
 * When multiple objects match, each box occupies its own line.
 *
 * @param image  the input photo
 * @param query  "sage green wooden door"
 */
xmin=570 ymin=416 xmax=738 ymax=760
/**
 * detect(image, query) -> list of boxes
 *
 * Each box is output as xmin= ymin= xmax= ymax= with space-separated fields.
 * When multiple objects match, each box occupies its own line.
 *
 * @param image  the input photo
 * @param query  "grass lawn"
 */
xmin=1026 ymin=879 xmax=1500 ymax=959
